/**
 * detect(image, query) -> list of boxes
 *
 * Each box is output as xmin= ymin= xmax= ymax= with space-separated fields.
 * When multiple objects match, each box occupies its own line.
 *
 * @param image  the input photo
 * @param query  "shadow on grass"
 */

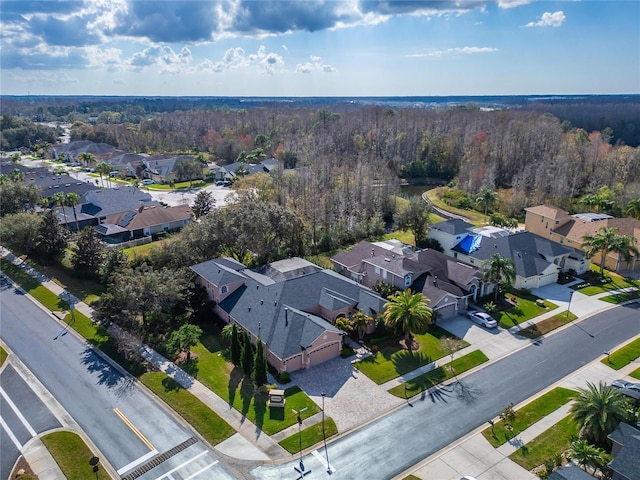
xmin=228 ymin=366 xmax=243 ymax=408
xmin=253 ymin=391 xmax=267 ymax=433
xmin=392 ymin=350 xmax=432 ymax=377
xmin=161 ymin=375 xmax=183 ymax=392
xmin=240 ymin=375 xmax=254 ymax=418
xmin=180 ymin=359 xmax=199 ymax=378
xmin=269 ymin=405 xmax=285 ymax=421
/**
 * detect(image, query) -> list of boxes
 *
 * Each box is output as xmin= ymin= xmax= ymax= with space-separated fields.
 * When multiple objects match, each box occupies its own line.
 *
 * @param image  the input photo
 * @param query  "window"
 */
xmin=374 ymin=266 xmax=380 ymax=275
xmin=221 ymin=286 xmax=228 ymax=294
xmin=382 ymin=270 xmax=387 ymax=279
xmin=404 ymin=275 xmax=411 ymax=287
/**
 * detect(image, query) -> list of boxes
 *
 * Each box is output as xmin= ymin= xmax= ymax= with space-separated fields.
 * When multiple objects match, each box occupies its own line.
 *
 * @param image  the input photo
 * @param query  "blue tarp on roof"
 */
xmin=456 ymin=234 xmax=482 ymax=254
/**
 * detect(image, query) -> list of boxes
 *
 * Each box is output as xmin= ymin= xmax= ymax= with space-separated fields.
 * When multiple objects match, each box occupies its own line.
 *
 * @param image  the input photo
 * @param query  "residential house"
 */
xmin=49 ymin=140 xmax=120 ymax=162
xmin=331 ymin=240 xmax=488 ymax=318
xmin=428 ymin=219 xmax=589 ymax=290
xmin=191 ymin=257 xmax=387 ymax=373
xmin=548 ymin=466 xmax=599 ymax=480
xmin=96 ymin=204 xmax=192 ymax=243
xmin=525 ymin=205 xmax=640 ymax=273
xmin=608 ymin=422 xmax=640 ymax=480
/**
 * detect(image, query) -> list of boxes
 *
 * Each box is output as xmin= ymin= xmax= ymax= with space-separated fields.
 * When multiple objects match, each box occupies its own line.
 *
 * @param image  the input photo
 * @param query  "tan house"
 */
xmin=525 ymin=205 xmax=640 ymax=273
xmin=191 ymin=257 xmax=386 ymax=373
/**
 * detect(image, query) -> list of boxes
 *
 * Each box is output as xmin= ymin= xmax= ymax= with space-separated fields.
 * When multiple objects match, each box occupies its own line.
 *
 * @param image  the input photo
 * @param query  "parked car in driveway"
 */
xmin=611 ymin=379 xmax=640 ymax=391
xmin=142 ymin=179 xmax=155 ymax=185
xmin=467 ymin=311 xmax=498 ymax=329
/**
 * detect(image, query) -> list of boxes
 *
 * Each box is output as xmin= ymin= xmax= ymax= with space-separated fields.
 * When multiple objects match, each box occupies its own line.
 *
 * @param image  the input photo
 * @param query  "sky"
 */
xmin=1 ymin=0 xmax=639 ymax=97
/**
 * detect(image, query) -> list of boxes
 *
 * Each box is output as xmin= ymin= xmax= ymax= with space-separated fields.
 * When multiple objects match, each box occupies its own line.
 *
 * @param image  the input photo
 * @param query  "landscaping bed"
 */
xmin=515 ymin=312 xmax=577 ymax=339
xmin=481 ymin=387 xmax=578 ymax=448
xmin=388 ymin=350 xmax=489 ymax=398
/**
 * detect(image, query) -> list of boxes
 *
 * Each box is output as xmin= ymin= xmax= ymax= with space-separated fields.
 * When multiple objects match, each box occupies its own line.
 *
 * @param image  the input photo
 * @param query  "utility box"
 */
xmin=268 ymin=389 xmax=285 ymax=408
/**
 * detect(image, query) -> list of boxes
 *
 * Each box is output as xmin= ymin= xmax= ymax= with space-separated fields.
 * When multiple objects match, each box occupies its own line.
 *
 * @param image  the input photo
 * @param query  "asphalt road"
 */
xmin=251 ymin=302 xmax=640 ymax=480
xmin=0 ymin=278 xmax=235 ymax=479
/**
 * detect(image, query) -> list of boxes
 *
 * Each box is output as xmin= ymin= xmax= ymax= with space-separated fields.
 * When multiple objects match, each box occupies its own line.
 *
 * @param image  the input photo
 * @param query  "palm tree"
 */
xmin=476 ymin=187 xmax=497 ymax=224
xmin=95 ymin=161 xmax=112 ymax=188
xmin=78 ymin=152 xmax=96 ymax=168
xmin=383 ymin=289 xmax=433 ymax=354
xmin=65 ymin=192 xmax=81 ymax=233
xmin=625 ymin=198 xmax=640 ymax=220
xmin=9 ymin=168 xmax=24 ymax=183
xmin=579 ymin=194 xmax=598 ymax=213
xmin=567 ymin=438 xmax=607 ymax=473
xmin=582 ymin=227 xmax=639 ymax=278
xmin=570 ymin=381 xmax=630 ymax=446
xmin=351 ymin=311 xmax=372 ymax=341
xmin=52 ymin=192 xmax=69 ymax=230
xmin=484 ymin=253 xmax=516 ymax=302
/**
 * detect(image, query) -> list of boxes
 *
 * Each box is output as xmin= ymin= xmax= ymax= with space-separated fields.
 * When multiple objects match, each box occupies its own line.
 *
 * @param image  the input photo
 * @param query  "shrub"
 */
xmin=277 ymin=372 xmax=291 ymax=383
xmin=340 ymin=346 xmax=356 ymax=358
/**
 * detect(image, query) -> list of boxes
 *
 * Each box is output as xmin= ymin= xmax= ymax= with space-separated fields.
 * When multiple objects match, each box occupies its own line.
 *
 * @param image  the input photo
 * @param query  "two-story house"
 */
xmin=525 ymin=204 xmax=640 ymax=273
xmin=191 ymin=257 xmax=386 ymax=373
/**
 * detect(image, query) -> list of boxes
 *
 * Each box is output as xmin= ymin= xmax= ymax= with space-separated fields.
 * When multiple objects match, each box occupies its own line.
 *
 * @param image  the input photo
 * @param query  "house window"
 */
xmin=221 ymin=286 xmax=228 ymax=294
xmin=382 ymin=270 xmax=387 ymax=279
xmin=163 ymin=224 xmax=169 ymax=232
xmin=374 ymin=266 xmax=380 ymax=275
xmin=405 ymin=275 xmax=411 ymax=287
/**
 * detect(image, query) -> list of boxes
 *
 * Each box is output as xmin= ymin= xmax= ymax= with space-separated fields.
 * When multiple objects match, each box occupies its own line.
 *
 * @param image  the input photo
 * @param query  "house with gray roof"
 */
xmin=191 ymin=257 xmax=387 ymax=372
xmin=332 ymin=240 xmax=489 ymax=318
xmin=608 ymin=422 xmax=640 ymax=480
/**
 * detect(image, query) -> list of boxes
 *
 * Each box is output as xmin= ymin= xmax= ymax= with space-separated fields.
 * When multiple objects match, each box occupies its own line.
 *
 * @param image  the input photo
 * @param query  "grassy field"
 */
xmin=388 ymin=350 xmax=489 ymax=398
xmin=495 ymin=292 xmax=557 ymax=329
xmin=41 ymin=431 xmax=111 ymax=480
xmin=508 ymin=416 xmax=579 ymax=470
xmin=516 ymin=311 xmax=577 ymax=339
xmin=278 ymin=418 xmax=338 ymax=454
xmin=140 ymin=372 xmax=235 ymax=445
xmin=425 ymin=188 xmax=486 ymax=225
xmin=481 ymin=387 xmax=578 ymax=448
xmin=355 ymin=326 xmax=469 ymax=385
xmin=0 ymin=346 xmax=7 ymax=366
xmin=601 ymin=337 xmax=640 ymax=370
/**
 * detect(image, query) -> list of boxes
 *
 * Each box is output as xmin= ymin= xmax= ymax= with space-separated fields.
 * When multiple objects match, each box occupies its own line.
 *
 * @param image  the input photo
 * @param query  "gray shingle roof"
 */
xmin=608 ymin=423 xmax=640 ymax=480
xmin=430 ymin=218 xmax=474 ymax=235
xmin=81 ymin=187 xmax=155 ymax=217
xmin=548 ymin=466 xmax=598 ymax=480
xmin=196 ymin=258 xmax=387 ymax=361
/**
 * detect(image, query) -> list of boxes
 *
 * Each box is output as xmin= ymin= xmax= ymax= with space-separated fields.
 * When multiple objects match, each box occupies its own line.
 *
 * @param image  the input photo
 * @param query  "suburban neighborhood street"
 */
xmin=0 ymin=277 xmax=237 ymax=480
xmin=250 ymin=302 xmax=640 ymax=480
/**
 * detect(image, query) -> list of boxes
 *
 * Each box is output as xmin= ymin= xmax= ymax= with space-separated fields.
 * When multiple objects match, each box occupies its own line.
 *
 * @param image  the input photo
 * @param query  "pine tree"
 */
xmin=241 ymin=330 xmax=253 ymax=375
xmin=230 ymin=323 xmax=241 ymax=367
xmin=253 ymin=338 xmax=268 ymax=387
xmin=71 ymin=227 xmax=105 ymax=276
xmin=36 ymin=209 xmax=68 ymax=261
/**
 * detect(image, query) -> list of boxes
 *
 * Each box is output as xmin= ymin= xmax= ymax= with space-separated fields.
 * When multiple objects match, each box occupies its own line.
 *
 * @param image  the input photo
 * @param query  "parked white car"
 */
xmin=142 ymin=179 xmax=155 ymax=185
xmin=467 ymin=311 xmax=498 ymax=329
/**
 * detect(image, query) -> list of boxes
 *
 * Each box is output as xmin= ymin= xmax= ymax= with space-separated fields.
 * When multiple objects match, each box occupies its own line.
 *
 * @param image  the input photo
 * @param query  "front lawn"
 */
xmin=188 ymin=325 xmax=320 ymax=435
xmin=631 ymin=367 xmax=640 ymax=381
xmin=355 ymin=326 xmax=469 ymax=384
xmin=601 ymin=290 xmax=640 ymax=304
xmin=140 ymin=372 xmax=235 ymax=446
xmin=278 ymin=418 xmax=338 ymax=454
xmin=41 ymin=431 xmax=111 ymax=480
xmin=388 ymin=350 xmax=489 ymax=398
xmin=516 ymin=312 xmax=577 ymax=339
xmin=481 ymin=387 xmax=578 ymax=448
xmin=508 ymin=416 xmax=579 ymax=471
xmin=495 ymin=291 xmax=558 ymax=329
xmin=601 ymin=338 xmax=640 ymax=370
xmin=573 ymin=268 xmax=639 ymax=296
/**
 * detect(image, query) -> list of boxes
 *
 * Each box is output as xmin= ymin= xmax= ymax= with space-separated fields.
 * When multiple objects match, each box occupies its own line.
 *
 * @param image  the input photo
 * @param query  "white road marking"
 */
xmin=0 ymin=385 xmax=37 ymax=436
xmin=311 ymin=449 xmax=336 ymax=473
xmin=117 ymin=449 xmax=159 ymax=475
xmin=183 ymin=460 xmax=219 ymax=479
xmin=0 ymin=415 xmax=23 ymax=450
xmin=155 ymin=450 xmax=208 ymax=480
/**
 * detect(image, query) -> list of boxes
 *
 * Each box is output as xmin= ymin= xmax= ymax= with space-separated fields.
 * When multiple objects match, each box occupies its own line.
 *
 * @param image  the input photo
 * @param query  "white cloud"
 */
xmin=497 ymin=0 xmax=534 ymax=8
xmin=524 ymin=11 xmax=566 ymax=28
xmin=409 ymin=46 xmax=498 ymax=58
xmin=296 ymin=55 xmax=336 ymax=73
xmin=196 ymin=46 xmax=284 ymax=75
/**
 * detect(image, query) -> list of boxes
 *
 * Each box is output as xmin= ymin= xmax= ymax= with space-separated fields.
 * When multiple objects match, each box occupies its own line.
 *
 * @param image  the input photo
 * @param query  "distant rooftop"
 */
xmin=572 ymin=212 xmax=614 ymax=222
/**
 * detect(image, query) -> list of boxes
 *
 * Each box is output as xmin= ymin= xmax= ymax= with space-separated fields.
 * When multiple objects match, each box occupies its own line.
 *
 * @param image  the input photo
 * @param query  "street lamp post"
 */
xmin=566 ymin=290 xmax=574 ymax=320
xmin=292 ymin=407 xmax=310 ymax=478
xmin=404 ymin=384 xmax=413 ymax=407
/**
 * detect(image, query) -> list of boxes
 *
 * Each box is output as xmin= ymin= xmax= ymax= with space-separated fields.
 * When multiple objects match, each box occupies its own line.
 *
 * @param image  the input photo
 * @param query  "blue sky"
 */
xmin=1 ymin=0 xmax=638 ymax=96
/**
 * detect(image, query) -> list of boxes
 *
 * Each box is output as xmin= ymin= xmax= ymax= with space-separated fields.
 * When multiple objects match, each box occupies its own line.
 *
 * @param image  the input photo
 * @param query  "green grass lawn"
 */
xmin=140 ymin=372 xmax=235 ymax=446
xmin=388 ymin=350 xmax=489 ymax=398
xmin=481 ymin=387 xmax=578 ymax=448
xmin=355 ymin=326 xmax=469 ymax=384
xmin=26 ymin=257 xmax=104 ymax=305
xmin=508 ymin=415 xmax=579 ymax=470
xmin=630 ymin=367 xmax=640 ymax=381
xmin=122 ymin=237 xmax=175 ymax=260
xmin=147 ymin=180 xmax=207 ymax=190
xmin=0 ymin=346 xmax=8 ymax=366
xmin=516 ymin=311 xmax=577 ymax=339
xmin=601 ymin=290 xmax=640 ymax=304
xmin=1 ymin=259 xmax=69 ymax=311
xmin=601 ymin=337 xmax=640 ymax=370
xmin=381 ymin=229 xmax=415 ymax=246
xmin=188 ymin=325 xmax=320 ymax=435
xmin=574 ymin=268 xmax=639 ymax=296
xmin=495 ymin=292 xmax=558 ymax=329
xmin=425 ymin=188 xmax=486 ymax=225
xmin=41 ymin=431 xmax=112 ymax=480
xmin=278 ymin=418 xmax=338 ymax=454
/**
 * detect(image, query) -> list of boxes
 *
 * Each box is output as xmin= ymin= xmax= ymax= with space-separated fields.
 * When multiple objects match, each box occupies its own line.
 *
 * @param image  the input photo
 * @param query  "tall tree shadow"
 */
xmin=228 ymin=367 xmax=243 ymax=409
